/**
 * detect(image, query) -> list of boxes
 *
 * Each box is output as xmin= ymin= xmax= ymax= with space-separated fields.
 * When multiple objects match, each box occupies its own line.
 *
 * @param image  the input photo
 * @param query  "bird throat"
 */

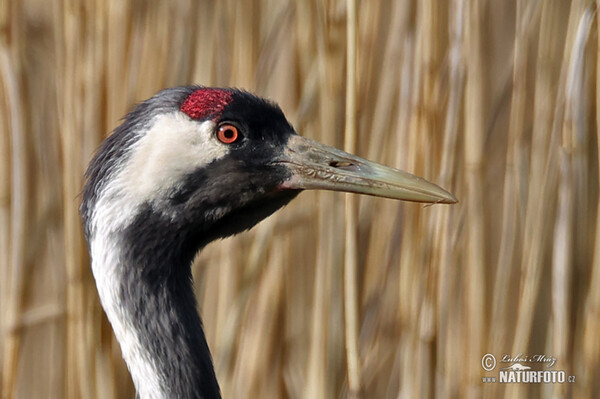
xmin=90 ymin=176 xmax=298 ymax=399
xmin=92 ymin=206 xmax=222 ymax=399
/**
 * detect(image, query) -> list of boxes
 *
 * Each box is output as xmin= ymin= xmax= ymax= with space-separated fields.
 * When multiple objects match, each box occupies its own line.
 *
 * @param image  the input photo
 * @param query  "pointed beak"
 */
xmin=274 ymin=135 xmax=457 ymax=204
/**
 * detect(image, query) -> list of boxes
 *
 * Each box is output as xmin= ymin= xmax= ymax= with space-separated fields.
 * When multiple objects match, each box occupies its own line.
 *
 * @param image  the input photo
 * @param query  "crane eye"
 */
xmin=217 ymin=124 xmax=239 ymax=144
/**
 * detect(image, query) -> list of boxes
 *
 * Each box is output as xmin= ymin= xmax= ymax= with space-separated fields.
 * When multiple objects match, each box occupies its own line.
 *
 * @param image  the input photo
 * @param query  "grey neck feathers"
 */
xmin=90 ymin=205 xmax=221 ymax=399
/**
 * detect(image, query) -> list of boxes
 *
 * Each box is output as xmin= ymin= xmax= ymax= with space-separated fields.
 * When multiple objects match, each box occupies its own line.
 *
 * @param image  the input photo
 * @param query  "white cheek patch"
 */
xmin=120 ymin=112 xmax=229 ymax=205
xmin=88 ymin=110 xmax=231 ymax=238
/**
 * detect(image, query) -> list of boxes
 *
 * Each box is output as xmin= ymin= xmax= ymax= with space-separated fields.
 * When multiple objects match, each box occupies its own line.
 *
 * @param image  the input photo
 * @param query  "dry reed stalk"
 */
xmin=581 ymin=4 xmax=600 ymax=397
xmin=343 ymin=0 xmax=362 ymax=397
xmin=463 ymin=0 xmax=486 ymax=397
xmin=0 ymin=0 xmax=8 ymax=348
xmin=434 ymin=0 xmax=464 ymax=397
xmin=552 ymin=7 xmax=595 ymax=399
xmin=0 ymin=2 xmax=27 ymax=397
xmin=0 ymin=0 xmax=11 ymax=365
xmin=552 ymin=154 xmax=573 ymax=399
xmin=0 ymin=50 xmax=9 ymax=399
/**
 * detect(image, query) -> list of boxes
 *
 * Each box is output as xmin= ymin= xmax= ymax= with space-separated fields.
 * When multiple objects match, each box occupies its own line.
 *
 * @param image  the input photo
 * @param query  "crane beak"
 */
xmin=275 ymin=135 xmax=457 ymax=204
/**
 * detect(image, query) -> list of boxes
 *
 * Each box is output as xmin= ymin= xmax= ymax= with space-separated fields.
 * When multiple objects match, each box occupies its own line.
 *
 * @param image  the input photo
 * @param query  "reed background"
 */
xmin=1 ymin=0 xmax=599 ymax=398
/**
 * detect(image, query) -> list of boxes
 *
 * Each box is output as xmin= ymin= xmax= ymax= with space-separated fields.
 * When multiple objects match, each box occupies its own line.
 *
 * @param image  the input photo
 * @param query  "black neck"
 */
xmin=120 ymin=207 xmax=221 ymax=399
xmin=114 ymin=191 xmax=299 ymax=398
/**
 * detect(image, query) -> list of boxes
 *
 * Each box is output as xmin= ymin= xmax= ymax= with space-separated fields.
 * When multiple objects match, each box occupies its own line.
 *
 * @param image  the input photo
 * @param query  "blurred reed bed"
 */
xmin=1 ymin=0 xmax=599 ymax=398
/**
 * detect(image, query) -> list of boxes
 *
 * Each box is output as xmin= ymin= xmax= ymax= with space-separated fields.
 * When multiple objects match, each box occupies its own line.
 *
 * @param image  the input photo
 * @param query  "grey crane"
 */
xmin=81 ymin=86 xmax=456 ymax=399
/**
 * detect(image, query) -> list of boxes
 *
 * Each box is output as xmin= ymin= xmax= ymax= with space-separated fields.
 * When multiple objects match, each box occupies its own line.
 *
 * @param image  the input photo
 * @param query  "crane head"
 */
xmin=82 ymin=86 xmax=456 ymax=253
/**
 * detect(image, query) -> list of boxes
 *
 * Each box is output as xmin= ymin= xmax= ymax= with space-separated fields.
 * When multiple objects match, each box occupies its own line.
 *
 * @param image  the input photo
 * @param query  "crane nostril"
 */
xmin=329 ymin=161 xmax=352 ymax=168
xmin=329 ymin=161 xmax=358 ymax=171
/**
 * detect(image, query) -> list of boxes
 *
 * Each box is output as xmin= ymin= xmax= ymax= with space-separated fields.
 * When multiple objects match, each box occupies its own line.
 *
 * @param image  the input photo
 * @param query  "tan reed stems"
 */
xmin=1 ymin=2 xmax=27 ymax=397
xmin=1 ymin=1 xmax=600 ymax=398
xmin=582 ymin=4 xmax=600 ymax=398
xmin=343 ymin=0 xmax=362 ymax=397
xmin=435 ymin=0 xmax=465 ymax=396
xmin=553 ymin=7 xmax=595 ymax=399
xmin=463 ymin=1 xmax=486 ymax=397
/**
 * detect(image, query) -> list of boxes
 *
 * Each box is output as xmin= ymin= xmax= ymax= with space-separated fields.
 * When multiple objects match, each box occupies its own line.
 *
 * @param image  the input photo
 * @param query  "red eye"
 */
xmin=217 ymin=124 xmax=239 ymax=144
